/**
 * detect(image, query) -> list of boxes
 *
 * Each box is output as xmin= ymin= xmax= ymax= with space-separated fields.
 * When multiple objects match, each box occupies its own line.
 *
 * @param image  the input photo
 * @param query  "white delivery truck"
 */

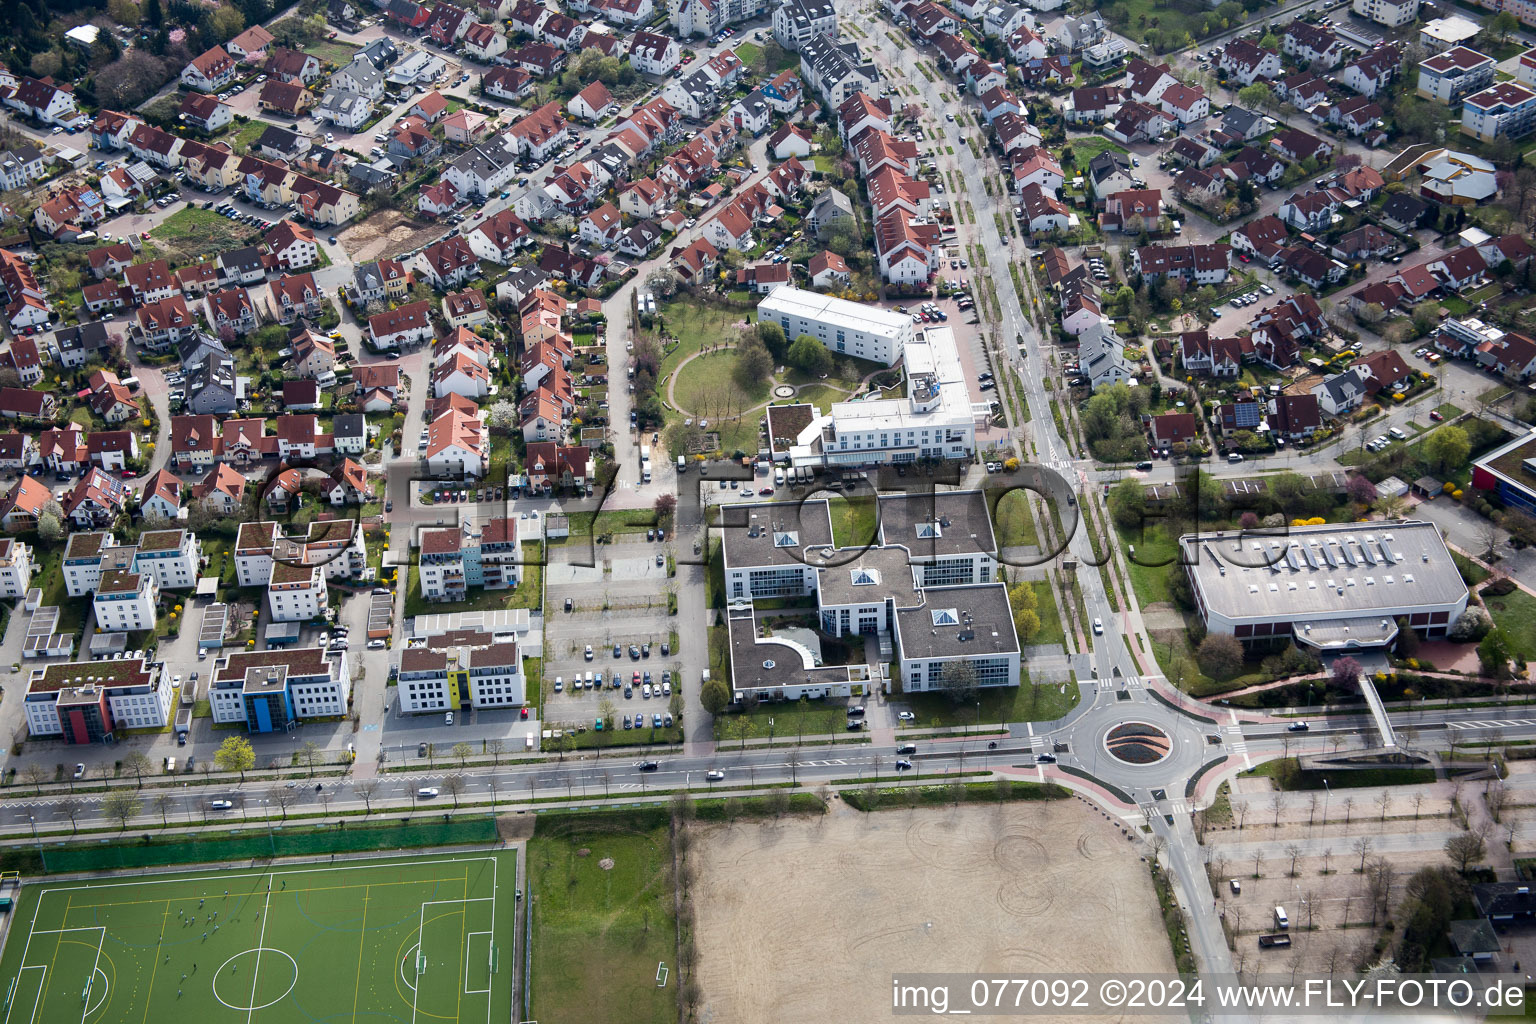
xmin=677 ymin=454 xmax=686 ymax=473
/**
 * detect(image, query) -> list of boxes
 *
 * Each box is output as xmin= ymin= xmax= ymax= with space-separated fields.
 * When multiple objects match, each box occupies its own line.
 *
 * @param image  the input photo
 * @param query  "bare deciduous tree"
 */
xmin=1375 ymin=790 xmax=1392 ymax=822
xmin=1445 ymin=830 xmax=1487 ymax=872
xmin=1269 ymin=792 xmax=1284 ymax=828
xmin=268 ymin=785 xmax=299 ymax=821
xmin=57 ymin=796 xmax=83 ymax=834
xmin=355 ymin=778 xmax=380 ymax=814
xmin=1307 ymin=792 xmax=1319 ymax=825
xmin=1285 ymin=843 xmax=1302 ymax=878
xmin=1251 ymin=849 xmax=1265 ymax=879
xmin=443 ymin=774 xmax=467 ymax=809
xmin=1352 ymin=835 xmax=1374 ymax=873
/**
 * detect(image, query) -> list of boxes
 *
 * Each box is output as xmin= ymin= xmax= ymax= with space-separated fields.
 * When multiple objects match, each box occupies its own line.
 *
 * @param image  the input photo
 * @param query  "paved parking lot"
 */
xmin=542 ymin=537 xmax=683 ymax=732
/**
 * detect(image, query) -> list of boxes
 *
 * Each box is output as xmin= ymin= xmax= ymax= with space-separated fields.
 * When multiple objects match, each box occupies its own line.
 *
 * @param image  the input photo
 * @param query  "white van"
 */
xmin=418 ymin=788 xmax=439 ymax=798
xmin=1389 ymin=426 xmax=1407 ymax=440
xmin=1273 ymin=906 xmax=1289 ymax=930
xmin=775 ymin=468 xmax=784 ymax=485
xmin=165 ymin=757 xmax=176 ymax=772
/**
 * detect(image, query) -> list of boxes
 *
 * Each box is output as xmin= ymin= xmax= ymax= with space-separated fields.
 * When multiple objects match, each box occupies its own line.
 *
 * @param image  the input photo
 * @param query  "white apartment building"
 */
xmin=266 ymin=562 xmax=328 ymax=622
xmin=1351 ymin=0 xmax=1418 ymax=26
xmin=720 ymin=498 xmax=1020 ymax=700
xmin=209 ymin=647 xmax=351 ymax=732
xmin=418 ymin=517 xmax=524 ymax=602
xmin=235 ymin=520 xmax=366 ymax=587
xmin=774 ymin=0 xmax=837 ymax=49
xmin=0 ymin=538 xmax=34 ymax=597
xmin=396 ymin=634 xmax=526 ymax=713
xmin=25 ymin=656 xmax=173 ymax=742
xmin=757 ymin=286 xmax=913 ymax=365
xmin=92 ymin=569 xmax=160 ymax=633
xmin=62 ymin=529 xmax=200 ymax=596
xmin=1461 ymin=82 xmax=1536 ymax=141
xmin=1417 ymin=46 xmax=1496 ymax=105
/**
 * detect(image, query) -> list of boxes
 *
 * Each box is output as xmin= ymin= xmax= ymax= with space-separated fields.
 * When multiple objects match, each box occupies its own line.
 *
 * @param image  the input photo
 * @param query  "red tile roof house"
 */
xmin=1350 ymin=349 xmax=1416 ymax=395
xmin=0 ymin=387 xmax=56 ymax=422
xmin=1150 ymin=411 xmax=1200 ymax=451
xmin=283 ymin=379 xmax=322 ymax=411
xmin=524 ymin=442 xmax=591 ymax=493
xmin=269 ymin=272 xmax=324 ymax=324
xmin=1269 ymin=393 xmax=1322 ymax=440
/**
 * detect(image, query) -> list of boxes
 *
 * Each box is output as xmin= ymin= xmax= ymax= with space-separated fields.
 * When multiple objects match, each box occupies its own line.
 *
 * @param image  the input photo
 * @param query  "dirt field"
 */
xmin=690 ymin=799 xmax=1175 ymax=1024
xmin=339 ymin=208 xmax=446 ymax=263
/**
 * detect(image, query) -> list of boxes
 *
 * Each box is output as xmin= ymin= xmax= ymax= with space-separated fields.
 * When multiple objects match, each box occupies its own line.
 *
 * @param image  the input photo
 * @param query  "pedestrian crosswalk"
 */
xmin=1220 ymin=725 xmax=1251 ymax=769
xmin=1446 ymin=718 xmax=1536 ymax=730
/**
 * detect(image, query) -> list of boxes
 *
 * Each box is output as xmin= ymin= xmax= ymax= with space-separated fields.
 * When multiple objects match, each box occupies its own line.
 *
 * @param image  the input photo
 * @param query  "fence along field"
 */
xmin=0 ymin=853 xmax=514 ymax=1024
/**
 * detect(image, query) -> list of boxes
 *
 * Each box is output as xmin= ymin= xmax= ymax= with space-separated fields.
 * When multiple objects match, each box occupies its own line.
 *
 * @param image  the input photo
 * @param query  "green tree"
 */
xmin=1108 ymin=477 xmax=1146 ymax=530
xmin=734 ymin=334 xmax=773 ymax=389
xmin=787 ymin=333 xmax=833 ymax=376
xmin=700 ymin=678 xmax=730 ymax=716
xmin=1237 ymin=83 xmax=1272 ymax=111
xmin=1422 ymin=424 xmax=1470 ymax=474
xmin=756 ymin=320 xmax=787 ymax=360
xmin=1007 ymin=581 xmax=1040 ymax=642
xmin=215 ymin=734 xmax=256 ymax=781
xmin=1478 ymin=627 xmax=1513 ymax=679
xmin=1487 ymin=10 xmax=1518 ymax=41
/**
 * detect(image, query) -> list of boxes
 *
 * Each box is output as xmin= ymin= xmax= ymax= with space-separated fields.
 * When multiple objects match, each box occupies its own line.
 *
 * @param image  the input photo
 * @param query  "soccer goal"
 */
xmin=416 ymin=951 xmax=428 ymax=976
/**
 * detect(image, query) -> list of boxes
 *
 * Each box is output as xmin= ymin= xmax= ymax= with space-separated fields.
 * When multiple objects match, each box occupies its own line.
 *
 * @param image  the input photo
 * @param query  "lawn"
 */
xmin=303 ymin=39 xmax=361 ymax=66
xmin=827 ymin=492 xmax=878 ymax=547
xmin=1059 ymin=137 xmax=1128 ymax=170
xmin=900 ymin=670 xmax=1080 ymax=726
xmin=1028 ymin=579 xmax=1065 ymax=649
xmin=0 ymin=853 xmax=514 ymax=1024
xmin=229 ymin=118 xmax=270 ymax=154
xmin=671 ymin=350 xmax=769 ymax=417
xmin=733 ymin=41 xmax=762 ymax=66
xmin=990 ymin=487 xmax=1039 ymax=548
xmin=1484 ymin=587 xmax=1536 ymax=662
xmin=528 ymin=814 xmax=676 ymax=1024
xmin=1116 ymin=521 xmax=1180 ymax=609
xmin=151 ymin=207 xmax=258 ymax=264
xmin=655 ymin=299 xmax=754 ymax=381
xmin=726 ymin=697 xmax=861 ymax=741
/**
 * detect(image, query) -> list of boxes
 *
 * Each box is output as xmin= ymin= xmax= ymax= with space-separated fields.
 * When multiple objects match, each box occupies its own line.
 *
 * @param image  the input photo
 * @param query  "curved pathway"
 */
xmin=662 ymin=343 xmax=888 ymax=423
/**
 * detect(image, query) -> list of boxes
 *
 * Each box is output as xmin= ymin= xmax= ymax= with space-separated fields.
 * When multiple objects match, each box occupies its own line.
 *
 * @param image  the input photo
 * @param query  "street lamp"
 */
xmin=768 ymin=717 xmax=774 ymax=745
xmin=1322 ymin=778 xmax=1331 ymax=827
xmin=26 ymin=814 xmax=43 ymax=872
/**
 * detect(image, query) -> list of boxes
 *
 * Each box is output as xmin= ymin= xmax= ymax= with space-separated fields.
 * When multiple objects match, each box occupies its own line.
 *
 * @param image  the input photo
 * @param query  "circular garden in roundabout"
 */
xmin=1104 ymin=722 xmax=1172 ymax=766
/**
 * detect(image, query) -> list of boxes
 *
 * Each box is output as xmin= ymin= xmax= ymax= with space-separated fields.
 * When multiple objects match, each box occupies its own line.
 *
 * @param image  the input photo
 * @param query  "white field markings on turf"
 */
xmin=412 ymin=898 xmax=495 ymax=1024
xmin=4 ymin=966 xmax=45 ymax=1024
xmin=464 ymin=934 xmax=492 ymax=995
xmin=245 ymin=875 xmax=273 ymax=1024
xmin=30 ymin=855 xmax=503 ymax=901
xmin=78 ymin=926 xmax=104 ymax=1024
xmin=8 ymin=926 xmax=105 ymax=1024
xmin=401 ymin=945 xmax=419 ymax=993
xmin=84 ymin=969 xmax=107 ymax=1019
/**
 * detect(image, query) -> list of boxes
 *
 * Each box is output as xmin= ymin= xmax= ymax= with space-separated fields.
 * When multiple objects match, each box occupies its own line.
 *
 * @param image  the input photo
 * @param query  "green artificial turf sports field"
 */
xmin=0 ymin=853 xmax=515 ymax=1024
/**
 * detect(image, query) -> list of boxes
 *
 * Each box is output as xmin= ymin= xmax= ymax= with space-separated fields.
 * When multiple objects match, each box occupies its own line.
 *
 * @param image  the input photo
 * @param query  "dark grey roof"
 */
xmin=892 ymin=582 xmax=1020 ymax=660
xmin=1221 ymin=107 xmax=1264 ymax=136
xmin=1088 ymin=149 xmax=1132 ymax=185
xmin=220 ymin=246 xmax=264 ymax=274
xmin=1381 ymin=192 xmax=1429 ymax=224
xmin=255 ymin=124 xmax=304 ymax=153
xmin=877 ymin=489 xmax=997 ymax=559
xmin=177 ymin=330 xmax=230 ymax=367
xmin=333 ymin=412 xmax=366 ymax=438
xmin=1473 ymin=882 xmax=1536 ymax=918
xmin=720 ymin=499 xmax=834 ymax=570
xmin=53 ymin=320 xmax=110 ymax=352
xmin=1448 ymin=919 xmax=1499 ymax=956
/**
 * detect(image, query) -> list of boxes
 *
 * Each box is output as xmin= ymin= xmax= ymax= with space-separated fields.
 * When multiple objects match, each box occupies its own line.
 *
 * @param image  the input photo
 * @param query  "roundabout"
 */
xmin=1104 ymin=722 xmax=1173 ymax=766
xmin=211 ymin=948 xmax=298 ymax=1011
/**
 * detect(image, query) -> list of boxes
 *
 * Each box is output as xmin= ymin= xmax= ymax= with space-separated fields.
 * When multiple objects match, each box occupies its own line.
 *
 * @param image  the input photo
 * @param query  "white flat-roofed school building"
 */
xmin=757 ymin=286 xmax=914 ymax=365
xmin=1180 ymin=520 xmax=1469 ymax=651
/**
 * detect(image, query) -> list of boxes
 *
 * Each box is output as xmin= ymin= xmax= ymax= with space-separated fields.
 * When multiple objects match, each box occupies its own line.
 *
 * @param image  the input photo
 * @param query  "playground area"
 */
xmin=0 ymin=853 xmax=515 ymax=1024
